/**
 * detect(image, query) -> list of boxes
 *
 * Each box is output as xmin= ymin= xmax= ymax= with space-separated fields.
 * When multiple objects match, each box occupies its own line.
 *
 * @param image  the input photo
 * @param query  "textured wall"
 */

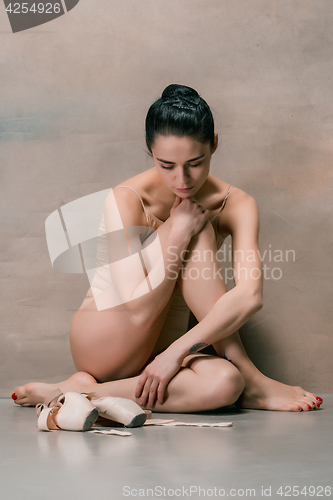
xmin=1 ymin=0 xmax=332 ymax=395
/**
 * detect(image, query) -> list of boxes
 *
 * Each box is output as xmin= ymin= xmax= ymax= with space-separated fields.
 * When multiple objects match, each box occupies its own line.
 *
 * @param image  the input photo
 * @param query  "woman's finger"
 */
xmin=147 ymin=380 xmax=159 ymax=408
xmin=157 ymin=381 xmax=168 ymax=405
xmin=170 ymin=196 xmax=182 ymax=216
xmin=172 ymin=195 xmax=182 ymax=208
xmin=139 ymin=380 xmax=152 ymax=407
xmin=135 ymin=373 xmax=148 ymax=399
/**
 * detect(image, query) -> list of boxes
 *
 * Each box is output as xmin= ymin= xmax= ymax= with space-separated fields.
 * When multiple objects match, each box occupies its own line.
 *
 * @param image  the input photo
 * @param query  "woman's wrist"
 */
xmin=164 ymin=229 xmax=191 ymax=266
xmin=169 ymin=329 xmax=211 ymax=361
xmin=164 ymin=341 xmax=188 ymax=365
xmin=168 ymin=225 xmax=192 ymax=245
xmin=166 ymin=336 xmax=209 ymax=363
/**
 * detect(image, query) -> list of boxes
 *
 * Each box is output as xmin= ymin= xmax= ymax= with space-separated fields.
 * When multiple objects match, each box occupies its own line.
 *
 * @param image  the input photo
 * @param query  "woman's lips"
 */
xmin=176 ymin=186 xmax=193 ymax=193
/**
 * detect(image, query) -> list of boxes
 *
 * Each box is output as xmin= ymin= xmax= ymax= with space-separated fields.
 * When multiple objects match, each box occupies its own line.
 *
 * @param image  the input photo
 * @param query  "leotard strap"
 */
xmin=114 ymin=184 xmax=233 ymax=227
xmin=217 ymin=185 xmax=233 ymax=214
xmin=114 ymin=185 xmax=163 ymax=228
xmin=114 ymin=185 xmax=147 ymax=212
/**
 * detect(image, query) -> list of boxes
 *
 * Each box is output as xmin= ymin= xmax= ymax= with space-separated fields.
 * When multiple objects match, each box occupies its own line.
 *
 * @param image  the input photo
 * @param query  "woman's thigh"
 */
xmin=69 ymin=222 xmax=226 ymax=383
xmin=70 ymin=290 xmax=176 ymax=382
xmin=70 ymin=217 xmax=183 ymax=381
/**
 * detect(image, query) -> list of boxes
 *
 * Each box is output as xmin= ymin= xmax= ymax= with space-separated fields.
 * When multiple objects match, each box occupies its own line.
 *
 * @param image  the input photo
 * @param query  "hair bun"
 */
xmin=161 ymin=84 xmax=201 ymax=108
xmin=145 ymin=84 xmax=214 ymax=153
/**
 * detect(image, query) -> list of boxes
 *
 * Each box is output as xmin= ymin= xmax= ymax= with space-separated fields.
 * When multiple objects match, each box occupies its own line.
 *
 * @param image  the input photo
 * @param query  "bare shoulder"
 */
xmin=221 ymin=186 xmax=259 ymax=236
xmin=104 ymin=185 xmax=147 ymax=227
xmin=227 ymin=186 xmax=258 ymax=211
xmin=107 ymin=168 xmax=165 ymax=221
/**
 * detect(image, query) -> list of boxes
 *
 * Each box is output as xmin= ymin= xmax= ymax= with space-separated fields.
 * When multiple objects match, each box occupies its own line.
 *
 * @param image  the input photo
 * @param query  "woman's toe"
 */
xmin=287 ymin=402 xmax=304 ymax=412
xmin=303 ymin=396 xmax=317 ymax=409
xmin=12 ymin=386 xmax=31 ymax=405
xmin=297 ymin=400 xmax=312 ymax=412
xmin=315 ymin=396 xmax=323 ymax=406
xmin=12 ymin=387 xmax=23 ymax=401
xmin=305 ymin=390 xmax=322 ymax=404
xmin=14 ymin=395 xmax=27 ymax=405
xmin=303 ymin=393 xmax=322 ymax=409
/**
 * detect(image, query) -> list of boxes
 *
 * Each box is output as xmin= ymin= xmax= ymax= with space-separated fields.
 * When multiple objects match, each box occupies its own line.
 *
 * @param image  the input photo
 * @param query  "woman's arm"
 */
xmin=102 ymin=187 xmax=208 ymax=327
xmin=171 ymin=190 xmax=264 ymax=356
xmin=135 ymin=190 xmax=264 ymax=406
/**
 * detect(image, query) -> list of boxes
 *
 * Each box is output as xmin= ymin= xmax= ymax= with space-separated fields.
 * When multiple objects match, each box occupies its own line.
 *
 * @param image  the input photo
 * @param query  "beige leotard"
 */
xmin=81 ymin=184 xmax=233 ymax=353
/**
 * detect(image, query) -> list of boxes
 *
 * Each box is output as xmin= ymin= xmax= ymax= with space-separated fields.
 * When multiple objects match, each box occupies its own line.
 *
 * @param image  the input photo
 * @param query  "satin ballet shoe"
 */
xmin=36 ymin=390 xmax=99 ymax=432
xmin=82 ymin=392 xmax=147 ymax=428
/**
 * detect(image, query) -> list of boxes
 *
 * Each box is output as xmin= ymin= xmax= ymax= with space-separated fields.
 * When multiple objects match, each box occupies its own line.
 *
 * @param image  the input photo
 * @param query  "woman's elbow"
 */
xmin=250 ymin=295 xmax=263 ymax=313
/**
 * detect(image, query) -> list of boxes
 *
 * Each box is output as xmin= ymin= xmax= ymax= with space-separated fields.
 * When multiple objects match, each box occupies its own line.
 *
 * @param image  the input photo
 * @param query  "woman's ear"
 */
xmin=145 ymin=139 xmax=153 ymax=157
xmin=211 ymin=133 xmax=219 ymax=155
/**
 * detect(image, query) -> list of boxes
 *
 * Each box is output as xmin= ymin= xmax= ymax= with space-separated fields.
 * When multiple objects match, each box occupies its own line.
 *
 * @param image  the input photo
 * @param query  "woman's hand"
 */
xmin=169 ymin=196 xmax=209 ymax=238
xmin=134 ymin=347 xmax=183 ymax=408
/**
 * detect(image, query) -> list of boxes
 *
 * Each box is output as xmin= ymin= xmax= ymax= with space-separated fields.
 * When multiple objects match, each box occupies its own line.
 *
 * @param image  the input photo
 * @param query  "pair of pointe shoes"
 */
xmin=36 ymin=389 xmax=148 ymax=432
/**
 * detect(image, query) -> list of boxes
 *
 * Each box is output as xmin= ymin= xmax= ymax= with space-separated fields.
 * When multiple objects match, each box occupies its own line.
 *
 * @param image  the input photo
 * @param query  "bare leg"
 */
xmin=100 ymin=354 xmax=244 ymax=413
xmin=178 ymin=223 xmax=322 ymax=412
xmin=12 ymin=218 xmax=177 ymax=405
xmin=12 ymin=218 xmax=244 ymax=409
xmin=13 ymin=372 xmax=98 ymax=407
xmin=214 ymin=332 xmax=321 ymax=411
xmin=12 ymin=221 xmax=321 ymax=412
xmin=15 ymin=219 xmax=244 ymax=412
xmin=13 ymin=354 xmax=244 ymax=412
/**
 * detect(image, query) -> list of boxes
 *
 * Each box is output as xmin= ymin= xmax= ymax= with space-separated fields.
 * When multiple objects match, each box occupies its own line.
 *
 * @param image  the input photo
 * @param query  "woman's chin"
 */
xmin=174 ymin=189 xmax=195 ymax=198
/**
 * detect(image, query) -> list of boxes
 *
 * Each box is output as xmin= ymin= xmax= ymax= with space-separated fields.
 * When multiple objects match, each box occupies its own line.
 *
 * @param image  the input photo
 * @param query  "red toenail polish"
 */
xmin=316 ymin=397 xmax=323 ymax=402
xmin=312 ymin=401 xmax=316 ymax=406
xmin=11 ymin=393 xmax=17 ymax=400
xmin=308 ymin=405 xmax=311 ymax=410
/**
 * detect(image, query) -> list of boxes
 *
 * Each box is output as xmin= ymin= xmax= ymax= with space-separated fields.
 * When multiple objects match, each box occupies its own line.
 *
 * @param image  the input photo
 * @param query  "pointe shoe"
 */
xmin=36 ymin=389 xmax=99 ymax=432
xmin=82 ymin=392 xmax=147 ymax=428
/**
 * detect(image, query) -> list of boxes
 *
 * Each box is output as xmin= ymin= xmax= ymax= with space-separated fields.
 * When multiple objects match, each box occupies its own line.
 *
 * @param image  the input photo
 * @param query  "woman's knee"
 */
xmin=190 ymin=221 xmax=216 ymax=250
xmin=204 ymin=361 xmax=245 ymax=408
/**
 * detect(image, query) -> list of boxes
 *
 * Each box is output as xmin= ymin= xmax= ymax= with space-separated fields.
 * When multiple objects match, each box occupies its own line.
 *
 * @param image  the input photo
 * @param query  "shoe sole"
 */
xmin=83 ymin=407 xmax=99 ymax=431
xmin=125 ymin=412 xmax=147 ymax=428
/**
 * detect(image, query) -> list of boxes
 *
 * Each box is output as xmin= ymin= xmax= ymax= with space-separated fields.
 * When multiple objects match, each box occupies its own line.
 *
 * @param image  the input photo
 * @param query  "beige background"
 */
xmin=1 ymin=0 xmax=332 ymax=396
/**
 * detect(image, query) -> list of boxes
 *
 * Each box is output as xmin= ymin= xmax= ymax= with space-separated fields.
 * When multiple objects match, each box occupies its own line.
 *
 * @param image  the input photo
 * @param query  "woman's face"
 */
xmin=150 ymin=134 xmax=218 ymax=198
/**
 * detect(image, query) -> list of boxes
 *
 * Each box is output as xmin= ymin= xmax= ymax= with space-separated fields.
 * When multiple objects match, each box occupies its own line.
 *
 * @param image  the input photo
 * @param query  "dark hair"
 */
xmin=145 ymin=84 xmax=215 ymax=154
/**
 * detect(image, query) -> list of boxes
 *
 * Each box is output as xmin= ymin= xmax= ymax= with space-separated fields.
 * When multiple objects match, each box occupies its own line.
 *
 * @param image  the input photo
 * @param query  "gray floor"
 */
xmin=1 ymin=396 xmax=332 ymax=500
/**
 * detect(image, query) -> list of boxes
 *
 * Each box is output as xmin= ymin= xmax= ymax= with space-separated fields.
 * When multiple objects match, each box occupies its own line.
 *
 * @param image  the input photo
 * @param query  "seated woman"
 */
xmin=12 ymin=84 xmax=322 ymax=413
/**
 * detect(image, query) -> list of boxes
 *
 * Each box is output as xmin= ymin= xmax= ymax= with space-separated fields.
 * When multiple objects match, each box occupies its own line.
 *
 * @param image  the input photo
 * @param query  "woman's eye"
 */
xmin=160 ymin=162 xmax=201 ymax=169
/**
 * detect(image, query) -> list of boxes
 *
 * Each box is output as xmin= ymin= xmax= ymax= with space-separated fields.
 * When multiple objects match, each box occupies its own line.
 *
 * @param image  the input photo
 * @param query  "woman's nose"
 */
xmin=176 ymin=167 xmax=189 ymax=185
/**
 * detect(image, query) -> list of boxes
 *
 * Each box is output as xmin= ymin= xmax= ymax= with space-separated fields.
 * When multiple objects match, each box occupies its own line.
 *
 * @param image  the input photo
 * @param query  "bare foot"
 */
xmin=11 ymin=372 xmax=98 ymax=407
xmin=238 ymin=374 xmax=323 ymax=412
